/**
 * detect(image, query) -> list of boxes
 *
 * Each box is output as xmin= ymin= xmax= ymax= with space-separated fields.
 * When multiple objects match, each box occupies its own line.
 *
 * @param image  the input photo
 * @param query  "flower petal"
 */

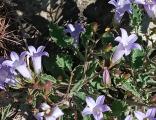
xmin=40 ymin=103 xmax=51 ymax=111
xmin=16 ymin=64 xmax=32 ymax=79
xmin=10 ymin=52 xmax=19 ymax=61
xmin=120 ymin=28 xmax=128 ymax=44
xmin=42 ymin=51 xmax=49 ymax=57
xmin=96 ymin=95 xmax=105 ymax=105
xmin=134 ymin=111 xmax=146 ymax=120
xmin=35 ymin=112 xmax=44 ymax=120
xmin=131 ymin=43 xmax=142 ymax=50
xmin=82 ymin=107 xmax=93 ymax=116
xmin=125 ymin=115 xmax=133 ymax=120
xmin=66 ymin=24 xmax=75 ymax=32
xmin=93 ymin=111 xmax=103 ymax=120
xmin=115 ymin=36 xmax=122 ymax=43
xmin=20 ymin=51 xmax=28 ymax=61
xmin=112 ymin=44 xmax=125 ymax=63
xmin=108 ymin=0 xmax=117 ymax=7
xmin=146 ymin=107 xmax=156 ymax=118
xmin=28 ymin=46 xmax=37 ymax=55
xmin=86 ymin=97 xmax=96 ymax=109
xmin=127 ymin=34 xmax=138 ymax=44
xmin=95 ymin=104 xmax=111 ymax=112
xmin=2 ymin=60 xmax=14 ymax=67
xmin=51 ymin=106 xmax=64 ymax=119
xmin=37 ymin=46 xmax=45 ymax=53
xmin=32 ymin=56 xmax=42 ymax=75
xmin=135 ymin=0 xmax=145 ymax=4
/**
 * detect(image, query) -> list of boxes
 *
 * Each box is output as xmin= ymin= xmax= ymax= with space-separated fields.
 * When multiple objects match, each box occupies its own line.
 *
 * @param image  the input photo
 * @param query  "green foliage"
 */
xmin=130 ymin=4 xmax=143 ymax=30
xmin=81 ymin=24 xmax=93 ymax=46
xmin=40 ymin=73 xmax=57 ymax=83
xmin=0 ymin=105 xmax=14 ymax=120
xmin=131 ymin=49 xmax=144 ymax=68
xmin=56 ymin=54 xmax=73 ymax=71
xmin=111 ymin=100 xmax=127 ymax=118
xmin=49 ymin=23 xmax=73 ymax=47
xmin=121 ymin=80 xmax=142 ymax=100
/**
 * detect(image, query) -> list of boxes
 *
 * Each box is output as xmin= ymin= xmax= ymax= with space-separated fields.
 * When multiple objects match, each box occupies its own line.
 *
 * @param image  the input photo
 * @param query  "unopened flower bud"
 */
xmin=102 ymin=67 xmax=111 ymax=86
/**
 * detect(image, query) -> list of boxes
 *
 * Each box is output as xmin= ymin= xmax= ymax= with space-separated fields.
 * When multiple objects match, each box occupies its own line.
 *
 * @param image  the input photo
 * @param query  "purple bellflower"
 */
xmin=2 ymin=51 xmax=32 ymax=79
xmin=134 ymin=107 xmax=156 ymax=120
xmin=102 ymin=67 xmax=111 ymax=86
xmin=112 ymin=28 xmax=141 ymax=63
xmin=65 ymin=23 xmax=85 ymax=47
xmin=35 ymin=103 xmax=64 ymax=120
xmin=0 ymin=64 xmax=16 ymax=89
xmin=108 ymin=0 xmax=132 ymax=23
xmin=27 ymin=46 xmax=49 ymax=75
xmin=82 ymin=95 xmax=111 ymax=120
xmin=135 ymin=0 xmax=156 ymax=19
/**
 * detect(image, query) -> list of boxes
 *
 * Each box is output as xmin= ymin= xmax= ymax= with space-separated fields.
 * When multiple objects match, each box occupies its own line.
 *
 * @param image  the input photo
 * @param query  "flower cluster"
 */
xmin=35 ymin=95 xmax=111 ymax=120
xmin=109 ymin=0 xmax=156 ymax=23
xmin=0 ymin=46 xmax=49 ymax=89
xmin=125 ymin=108 xmax=156 ymax=120
xmin=135 ymin=0 xmax=156 ymax=20
xmin=0 ymin=58 xmax=16 ymax=89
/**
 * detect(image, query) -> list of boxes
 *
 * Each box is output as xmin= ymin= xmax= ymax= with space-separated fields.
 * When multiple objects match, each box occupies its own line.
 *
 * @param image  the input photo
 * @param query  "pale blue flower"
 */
xmin=27 ymin=46 xmax=49 ymax=75
xmin=112 ymin=28 xmax=141 ymax=63
xmin=108 ymin=0 xmax=132 ymax=23
xmin=35 ymin=103 xmax=64 ymax=120
xmin=134 ymin=111 xmax=146 ymax=120
xmin=2 ymin=51 xmax=32 ymax=79
xmin=65 ymin=23 xmax=85 ymax=47
xmin=0 ymin=63 xmax=16 ymax=89
xmin=135 ymin=0 xmax=156 ymax=19
xmin=134 ymin=108 xmax=156 ymax=120
xmin=82 ymin=95 xmax=111 ymax=120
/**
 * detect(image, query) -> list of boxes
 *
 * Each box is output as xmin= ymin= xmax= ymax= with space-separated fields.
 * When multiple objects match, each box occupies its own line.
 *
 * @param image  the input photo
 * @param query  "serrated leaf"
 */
xmin=70 ymin=80 xmax=84 ymax=96
xmin=131 ymin=49 xmax=144 ymax=68
xmin=86 ymin=60 xmax=98 ymax=77
xmin=40 ymin=74 xmax=57 ymax=83
xmin=56 ymin=54 xmax=73 ymax=71
xmin=121 ymin=80 xmax=142 ymax=99
xmin=130 ymin=4 xmax=143 ymax=28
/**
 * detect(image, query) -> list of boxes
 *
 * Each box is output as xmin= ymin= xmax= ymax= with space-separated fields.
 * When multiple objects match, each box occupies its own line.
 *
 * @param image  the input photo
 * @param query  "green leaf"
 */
xmin=131 ymin=49 xmax=144 ymax=68
xmin=40 ymin=74 xmax=57 ymax=83
xmin=111 ymin=100 xmax=127 ymax=117
xmin=74 ymin=92 xmax=86 ymax=101
xmin=86 ymin=60 xmax=98 ymax=77
xmin=56 ymin=54 xmax=73 ymax=71
xmin=43 ymin=55 xmax=64 ymax=78
xmin=49 ymin=23 xmax=73 ymax=47
xmin=130 ymin=4 xmax=143 ymax=29
xmin=70 ymin=80 xmax=84 ymax=96
xmin=121 ymin=80 xmax=142 ymax=99
xmin=81 ymin=24 xmax=93 ymax=46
